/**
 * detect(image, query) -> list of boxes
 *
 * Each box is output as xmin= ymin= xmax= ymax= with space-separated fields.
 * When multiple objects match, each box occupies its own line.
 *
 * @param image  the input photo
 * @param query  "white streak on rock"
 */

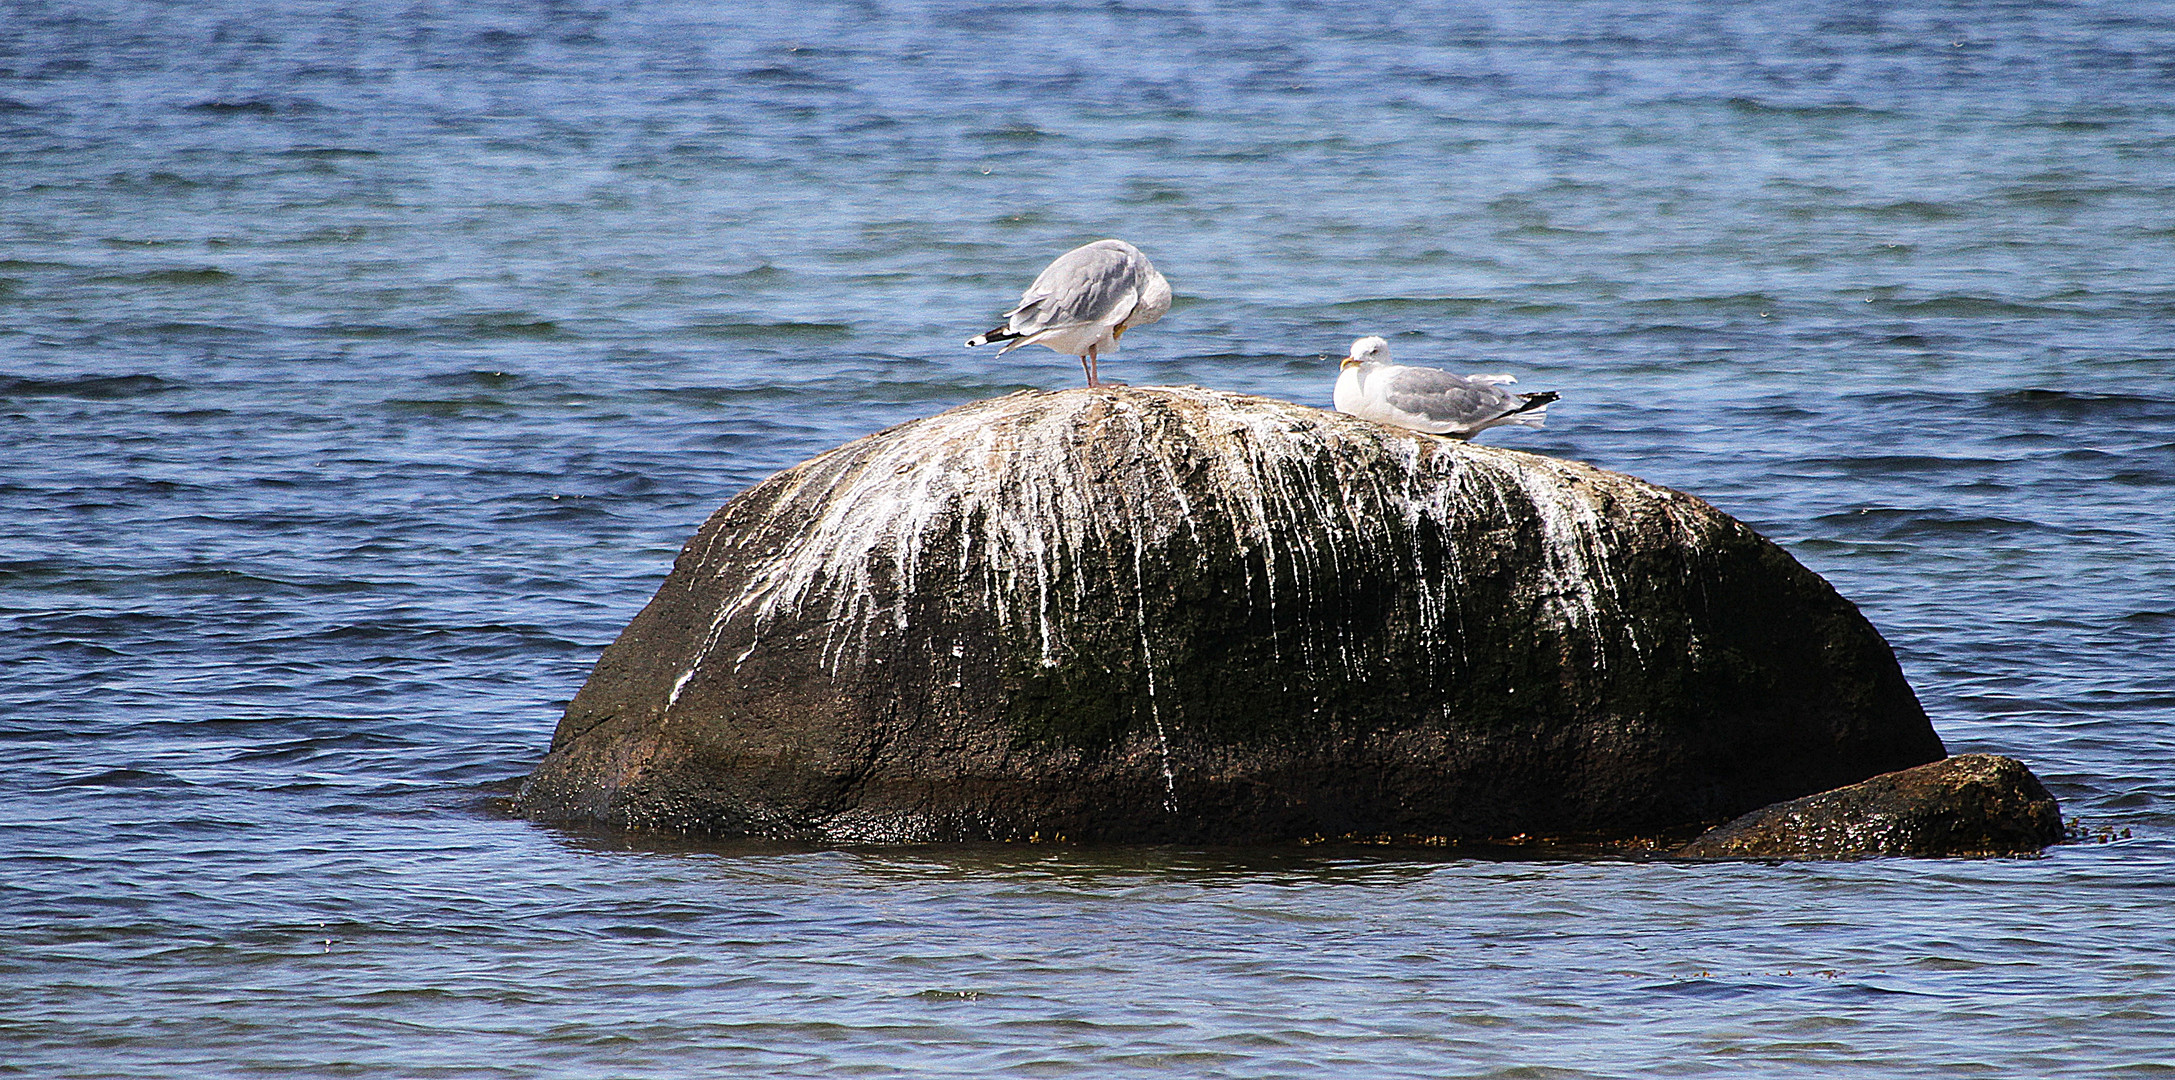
xmin=1133 ymin=517 xmax=1179 ymax=815
xmin=660 ymin=388 xmax=1661 ymax=716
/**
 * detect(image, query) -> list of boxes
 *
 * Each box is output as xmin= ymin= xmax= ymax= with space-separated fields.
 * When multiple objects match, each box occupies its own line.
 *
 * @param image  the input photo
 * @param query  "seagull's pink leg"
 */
xmin=1082 ymin=346 xmax=1100 ymax=388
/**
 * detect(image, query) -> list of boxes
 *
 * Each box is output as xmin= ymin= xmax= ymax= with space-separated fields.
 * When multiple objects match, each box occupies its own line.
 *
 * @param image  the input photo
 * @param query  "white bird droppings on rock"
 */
xmin=669 ymin=386 xmax=1678 ymax=696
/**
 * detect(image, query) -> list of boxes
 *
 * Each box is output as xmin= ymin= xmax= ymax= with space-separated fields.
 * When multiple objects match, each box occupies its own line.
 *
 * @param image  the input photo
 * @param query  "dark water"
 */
xmin=5 ymin=1 xmax=2173 ymax=1074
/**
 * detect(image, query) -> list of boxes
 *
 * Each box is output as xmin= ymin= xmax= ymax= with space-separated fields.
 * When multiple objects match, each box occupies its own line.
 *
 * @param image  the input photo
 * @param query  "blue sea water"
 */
xmin=4 ymin=0 xmax=2173 ymax=1075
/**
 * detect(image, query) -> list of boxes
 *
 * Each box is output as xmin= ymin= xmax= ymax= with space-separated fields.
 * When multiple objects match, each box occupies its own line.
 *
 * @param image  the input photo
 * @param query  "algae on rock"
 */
xmin=1675 ymin=754 xmax=2063 ymax=859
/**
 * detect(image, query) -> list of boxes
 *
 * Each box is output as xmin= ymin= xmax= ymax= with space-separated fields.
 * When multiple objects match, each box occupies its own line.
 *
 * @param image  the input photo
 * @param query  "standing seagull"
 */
xmin=1333 ymin=336 xmax=1558 ymax=440
xmin=966 ymin=239 xmax=1172 ymax=387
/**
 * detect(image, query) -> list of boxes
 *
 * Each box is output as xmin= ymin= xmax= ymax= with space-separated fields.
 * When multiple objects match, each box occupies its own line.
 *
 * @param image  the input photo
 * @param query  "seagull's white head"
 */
xmin=1341 ymin=336 xmax=1391 ymax=369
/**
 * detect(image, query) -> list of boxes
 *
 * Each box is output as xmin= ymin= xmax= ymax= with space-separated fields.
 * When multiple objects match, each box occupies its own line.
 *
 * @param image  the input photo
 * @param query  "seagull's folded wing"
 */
xmin=1007 ymin=245 xmax=1145 ymax=335
xmin=1381 ymin=367 xmax=1511 ymax=427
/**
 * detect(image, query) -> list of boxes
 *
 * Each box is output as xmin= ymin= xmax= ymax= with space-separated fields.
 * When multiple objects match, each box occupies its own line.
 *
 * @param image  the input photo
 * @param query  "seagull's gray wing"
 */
xmin=1005 ymin=241 xmax=1147 ymax=335
xmin=1381 ymin=366 xmax=1520 ymax=427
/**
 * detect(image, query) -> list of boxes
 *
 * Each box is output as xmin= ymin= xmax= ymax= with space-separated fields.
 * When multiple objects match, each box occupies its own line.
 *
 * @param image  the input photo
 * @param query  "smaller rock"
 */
xmin=1674 ymin=754 xmax=2062 ymax=860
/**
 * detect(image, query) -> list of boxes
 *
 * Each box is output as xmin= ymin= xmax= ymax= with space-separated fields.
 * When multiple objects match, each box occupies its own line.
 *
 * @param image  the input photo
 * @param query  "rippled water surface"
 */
xmin=5 ymin=1 xmax=2173 ymax=1075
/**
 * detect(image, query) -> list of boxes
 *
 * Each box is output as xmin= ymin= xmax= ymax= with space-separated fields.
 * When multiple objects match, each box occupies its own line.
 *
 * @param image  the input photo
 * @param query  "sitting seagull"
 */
xmin=966 ymin=239 xmax=1172 ymax=387
xmin=1333 ymin=335 xmax=1558 ymax=440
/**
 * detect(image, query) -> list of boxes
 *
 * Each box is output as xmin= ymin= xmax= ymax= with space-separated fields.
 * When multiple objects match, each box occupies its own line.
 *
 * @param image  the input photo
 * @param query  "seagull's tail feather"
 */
xmin=1495 ymin=390 xmax=1558 ymax=429
xmin=966 ymin=325 xmax=1022 ymax=349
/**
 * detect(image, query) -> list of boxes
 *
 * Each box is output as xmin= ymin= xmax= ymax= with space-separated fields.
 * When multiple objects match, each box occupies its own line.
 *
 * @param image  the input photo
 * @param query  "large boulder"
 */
xmin=1673 ymin=753 xmax=2063 ymax=859
xmin=514 ymin=386 xmax=1945 ymax=843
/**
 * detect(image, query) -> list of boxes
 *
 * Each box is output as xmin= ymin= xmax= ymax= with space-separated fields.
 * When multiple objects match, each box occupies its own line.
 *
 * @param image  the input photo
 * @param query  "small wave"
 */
xmin=493 ymin=497 xmax=614 ymax=524
xmin=644 ymin=383 xmax=788 ymax=405
xmin=720 ymin=262 xmax=788 ymax=283
xmin=686 ymin=320 xmax=853 ymax=341
xmin=273 ymin=146 xmax=382 ymax=160
xmin=1745 ymin=402 xmax=1821 ymax=421
xmin=990 ymin=209 xmax=1056 ymax=228
xmin=0 ymin=373 xmax=180 ymax=400
xmin=19 ymin=609 xmax=195 ymax=635
xmin=739 ymin=65 xmax=850 ymax=91
xmin=1764 ymin=177 xmax=1849 ymax=197
xmin=1721 ymin=96 xmax=1897 ymax=120
xmin=1851 ymin=200 xmax=1966 ymax=221
xmin=1813 ymin=507 xmax=2040 ymax=539
xmin=0 ymin=556 xmax=84 ymax=585
xmin=1317 ymin=296 xmax=1495 ymax=315
xmin=472 ymin=27 xmax=530 ymax=52
xmin=439 ymin=314 xmax=565 ymax=339
xmin=1989 ymin=388 xmax=2168 ymax=418
xmin=2032 ymin=118 xmax=2115 ymax=132
xmin=186 ymin=98 xmax=283 ymax=115
xmin=381 ymin=395 xmax=518 ymax=417
xmin=911 ymin=988 xmax=990 ymax=1001
xmin=139 ymin=321 xmax=264 ymax=340
xmin=89 ymin=267 xmax=236 ymax=285
xmin=139 ymin=568 xmax=349 ymax=596
xmin=101 ymin=235 xmax=198 ymax=249
xmin=1501 ymin=222 xmax=1604 ymax=238
xmin=234 ymin=731 xmax=422 ymax=763
xmin=186 ymin=96 xmax=322 ymax=117
xmin=1881 ymin=296 xmax=2073 ymax=318
xmin=1806 ymin=453 xmax=1998 ymax=473
xmin=424 ymin=369 xmax=533 ymax=390
xmin=314 ymin=322 xmax=415 ymax=339
xmin=971 ymin=123 xmax=1055 ymax=145
xmin=281 ymin=225 xmax=369 ymax=244
xmin=841 ymin=114 xmax=902 ymax=134
xmin=1624 ymin=292 xmax=1785 ymax=314
xmin=1638 ymin=976 xmax=1779 ymax=1000
xmin=51 ymin=768 xmax=195 ymax=790
xmin=1120 ymin=184 xmax=1188 ymax=205
xmin=2108 ymin=467 xmax=2175 ymax=486
xmin=2000 ymin=184 xmax=2117 ymax=208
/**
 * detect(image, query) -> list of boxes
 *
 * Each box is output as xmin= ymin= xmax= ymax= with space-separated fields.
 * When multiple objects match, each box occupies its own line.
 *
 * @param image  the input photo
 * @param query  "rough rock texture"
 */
xmin=1673 ymin=753 xmax=2063 ymax=859
xmin=514 ymin=386 xmax=1946 ymax=843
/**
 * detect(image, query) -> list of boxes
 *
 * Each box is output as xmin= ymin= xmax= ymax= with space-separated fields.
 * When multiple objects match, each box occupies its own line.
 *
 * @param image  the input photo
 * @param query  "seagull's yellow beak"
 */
xmin=1340 ymin=355 xmax=1360 ymax=369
